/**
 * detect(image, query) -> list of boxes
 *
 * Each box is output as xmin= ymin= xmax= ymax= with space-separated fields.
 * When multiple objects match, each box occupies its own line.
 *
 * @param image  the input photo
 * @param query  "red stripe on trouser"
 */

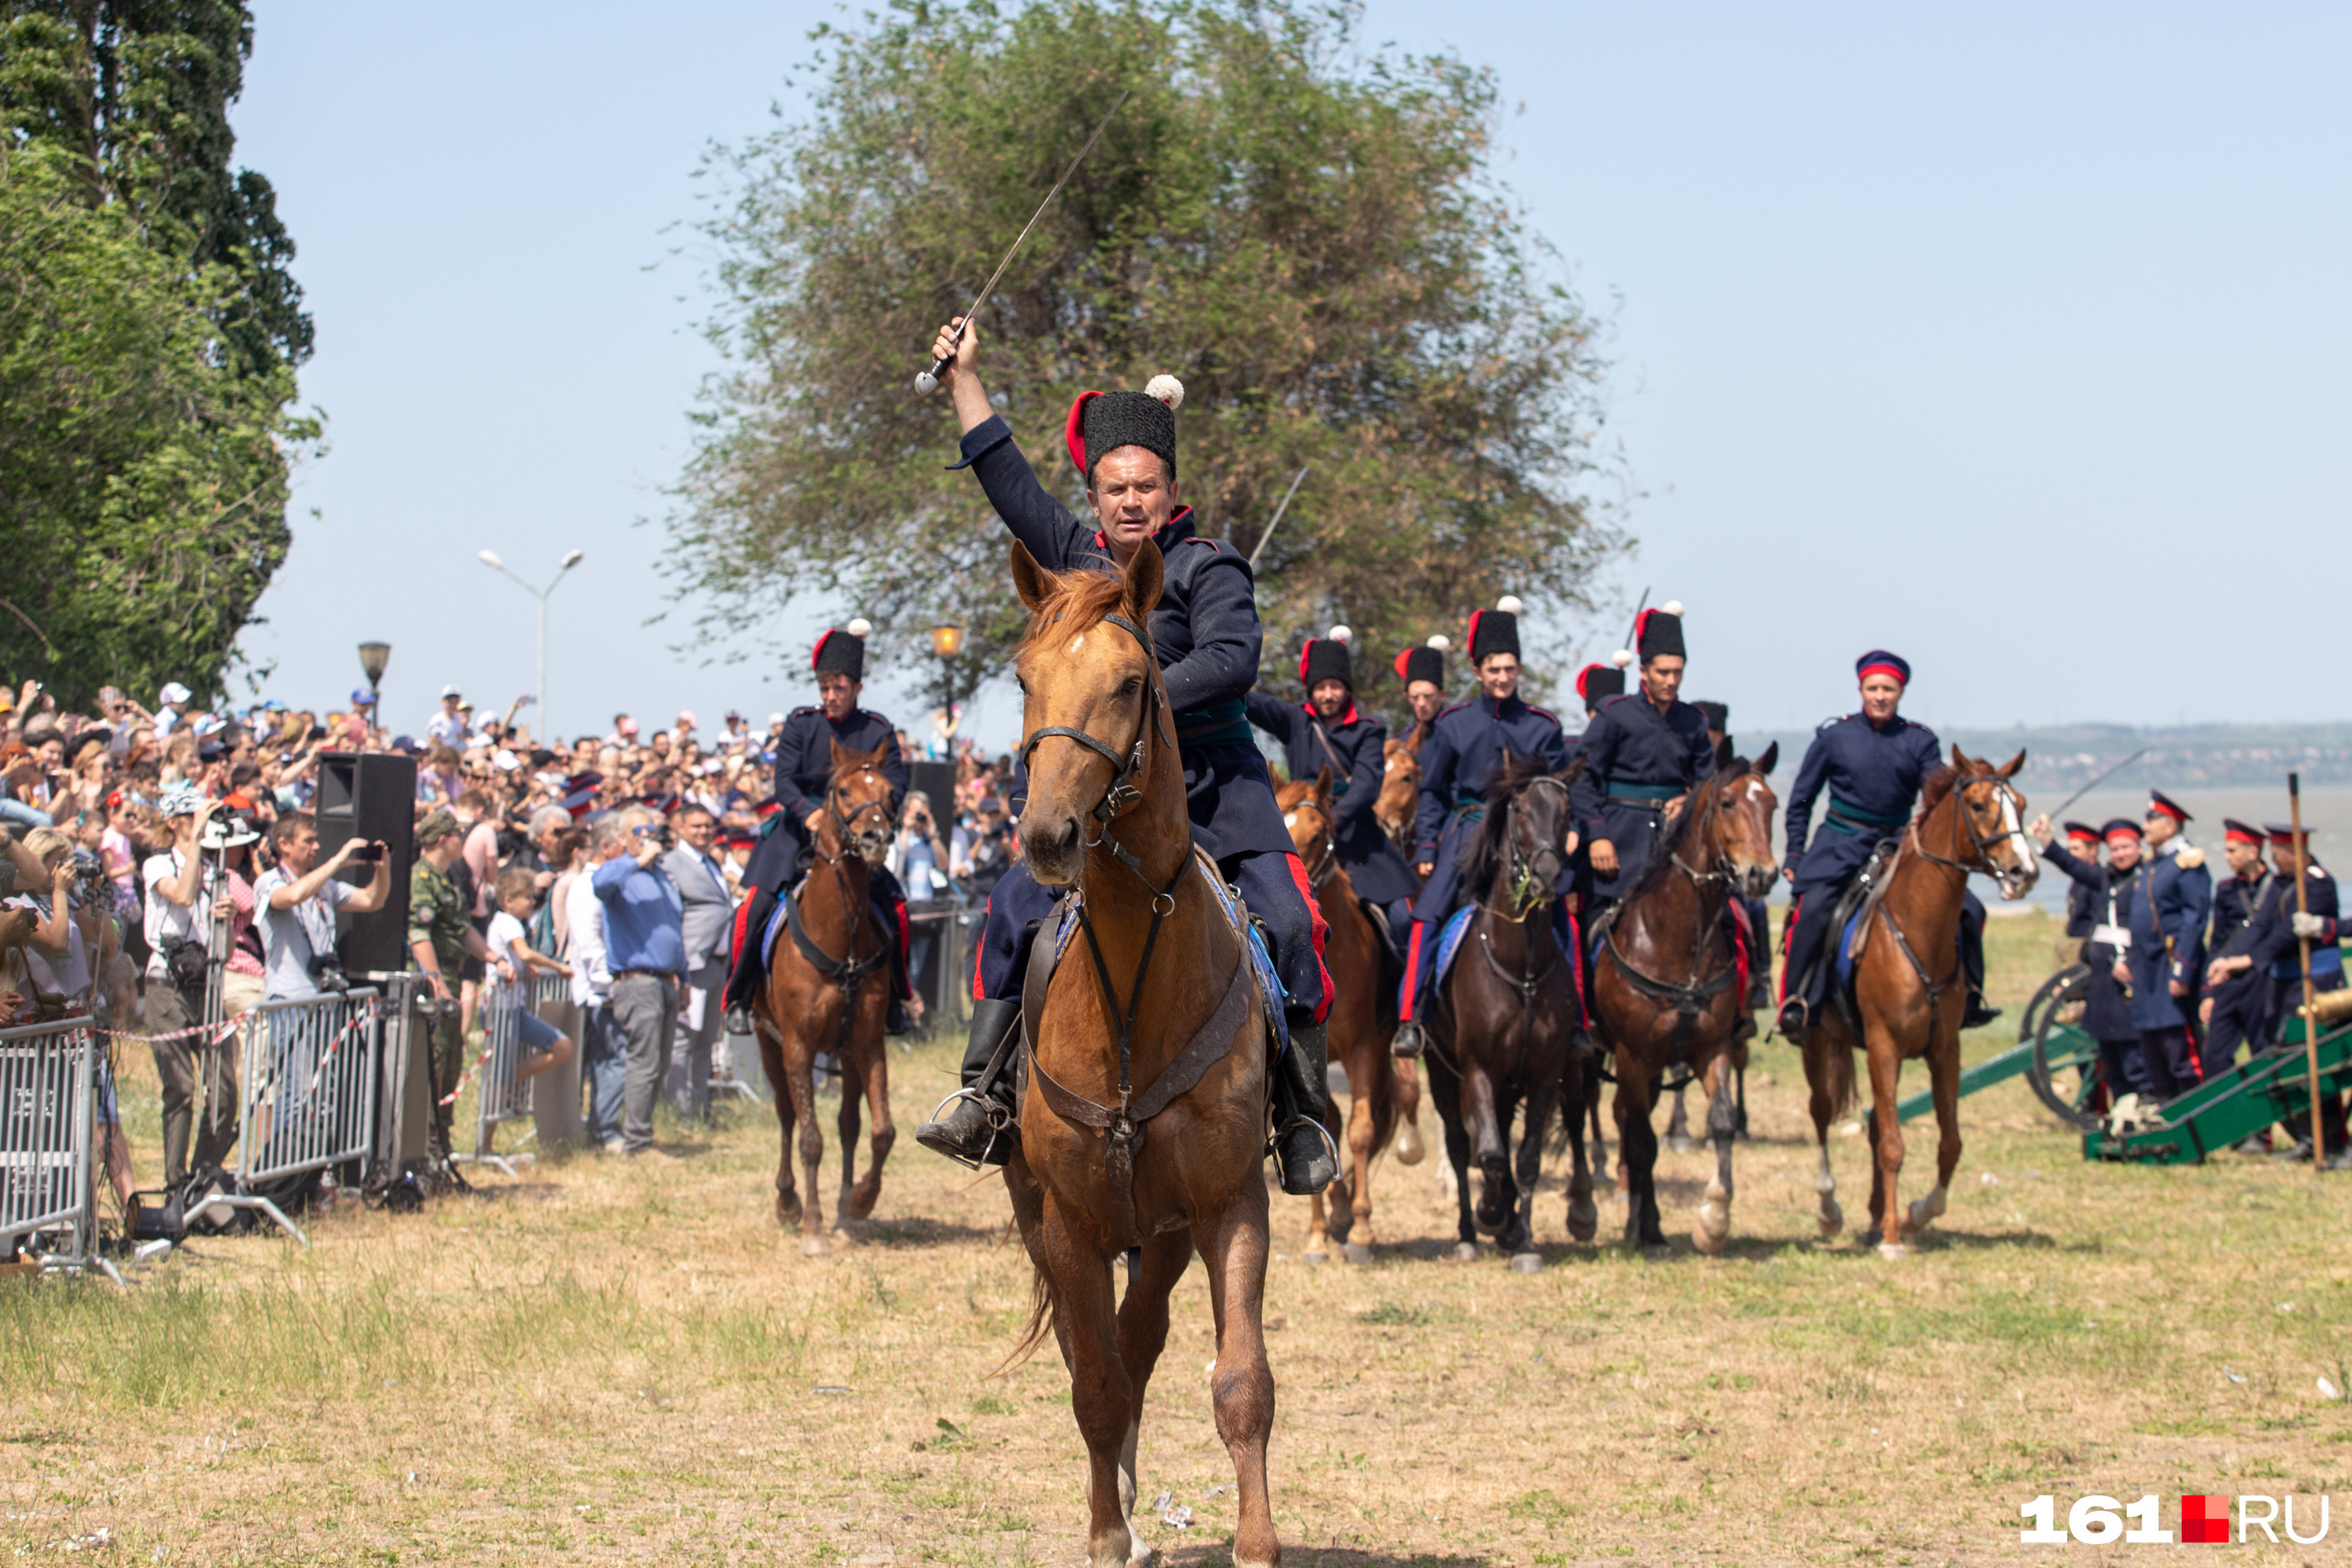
xmin=1399 ymin=923 xmax=1424 ymax=1022
xmin=1567 ymin=909 xmax=1588 ymax=1027
xmin=891 ymin=898 xmax=913 ymax=999
xmin=972 ymin=890 xmax=993 ymax=1000
xmin=1777 ymin=894 xmax=1801 ymax=1004
xmin=730 ymin=898 xmax=755 ymax=967
xmin=1284 ymin=852 xmax=1334 ymax=1023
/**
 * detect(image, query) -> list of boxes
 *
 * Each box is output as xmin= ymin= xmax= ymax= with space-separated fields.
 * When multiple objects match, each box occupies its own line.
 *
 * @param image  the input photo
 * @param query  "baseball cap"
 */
xmin=676 ymin=710 xmax=697 ymax=730
xmin=617 ymin=717 xmax=640 ymax=737
xmin=350 ymin=687 xmax=376 ymax=706
xmin=159 ymin=682 xmax=193 ymax=705
xmin=441 ymin=683 xmax=461 ymax=698
xmin=158 ymin=783 xmax=205 ymax=819
xmin=492 ymin=749 xmax=521 ymax=772
xmin=767 ymin=711 xmax=785 ymax=727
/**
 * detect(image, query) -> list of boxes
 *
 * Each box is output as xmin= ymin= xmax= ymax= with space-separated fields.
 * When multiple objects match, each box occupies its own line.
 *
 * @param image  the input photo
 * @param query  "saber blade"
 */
xmin=915 ymin=89 xmax=1132 ymax=394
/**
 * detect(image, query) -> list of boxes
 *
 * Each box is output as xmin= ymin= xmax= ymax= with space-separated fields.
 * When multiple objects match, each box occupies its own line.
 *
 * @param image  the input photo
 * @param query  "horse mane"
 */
xmin=1461 ymin=754 xmax=1577 ymax=898
xmin=1917 ymin=762 xmax=1958 ymax=816
xmin=1623 ymin=758 xmax=1752 ymax=903
xmin=1015 ymin=565 xmax=1131 ymax=658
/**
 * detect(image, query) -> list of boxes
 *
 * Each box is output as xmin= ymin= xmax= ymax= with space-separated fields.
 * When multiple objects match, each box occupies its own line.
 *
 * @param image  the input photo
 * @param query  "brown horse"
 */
xmin=1277 ymin=772 xmax=1424 ymax=1266
xmin=999 ymin=541 xmax=1285 ymax=1568
xmin=1587 ymin=752 xmax=1779 ymax=1253
xmin=1424 ymin=758 xmax=1592 ymax=1268
xmin=1374 ymin=739 xmax=1422 ymax=858
xmin=1803 ymin=747 xmax=2036 ymax=1258
xmin=753 ymin=739 xmax=897 ymax=1257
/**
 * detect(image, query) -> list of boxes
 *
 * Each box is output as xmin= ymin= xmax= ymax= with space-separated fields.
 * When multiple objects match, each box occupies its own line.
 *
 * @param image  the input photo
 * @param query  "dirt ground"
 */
xmin=3 ymin=909 xmax=2347 ymax=1566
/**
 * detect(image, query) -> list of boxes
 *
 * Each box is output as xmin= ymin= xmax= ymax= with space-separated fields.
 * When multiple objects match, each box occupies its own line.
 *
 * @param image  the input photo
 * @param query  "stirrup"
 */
xmin=916 ymin=1088 xmax=1015 ymax=1171
xmin=1270 ymin=1115 xmax=1343 ymax=1195
xmin=1391 ymin=1020 xmax=1425 ymax=1060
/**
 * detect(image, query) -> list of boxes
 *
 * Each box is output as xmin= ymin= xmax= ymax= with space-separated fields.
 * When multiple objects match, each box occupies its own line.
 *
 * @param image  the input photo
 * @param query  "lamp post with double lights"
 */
xmin=476 ymin=548 xmax=584 ymax=738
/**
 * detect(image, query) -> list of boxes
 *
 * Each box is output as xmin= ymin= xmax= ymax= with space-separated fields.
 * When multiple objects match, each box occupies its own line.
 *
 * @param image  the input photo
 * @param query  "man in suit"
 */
xmin=664 ymin=802 xmax=735 ymax=1122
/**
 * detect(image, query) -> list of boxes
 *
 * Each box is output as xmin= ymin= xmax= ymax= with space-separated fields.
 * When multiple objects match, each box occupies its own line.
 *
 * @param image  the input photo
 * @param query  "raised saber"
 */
xmin=1244 ymin=466 xmax=1311 ymax=573
xmin=914 ymin=90 xmax=1131 ymax=394
xmin=2043 ymin=747 xmax=2149 ymax=823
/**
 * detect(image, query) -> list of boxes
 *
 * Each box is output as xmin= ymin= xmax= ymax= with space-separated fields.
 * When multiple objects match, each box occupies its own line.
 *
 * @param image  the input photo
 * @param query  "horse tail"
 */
xmin=992 ymin=1261 xmax=1057 ymax=1378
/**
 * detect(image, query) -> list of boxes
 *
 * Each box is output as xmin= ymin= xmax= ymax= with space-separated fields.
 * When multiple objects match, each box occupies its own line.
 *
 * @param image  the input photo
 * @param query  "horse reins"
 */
xmin=779 ymin=766 xmax=892 ymax=1060
xmin=1874 ymin=771 xmax=2026 ymax=1006
xmin=1601 ymin=772 xmax=1743 ymax=1040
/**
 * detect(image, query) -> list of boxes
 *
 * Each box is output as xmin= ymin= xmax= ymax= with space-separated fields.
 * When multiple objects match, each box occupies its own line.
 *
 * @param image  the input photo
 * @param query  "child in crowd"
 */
xmin=486 ymin=866 xmax=575 ymax=1083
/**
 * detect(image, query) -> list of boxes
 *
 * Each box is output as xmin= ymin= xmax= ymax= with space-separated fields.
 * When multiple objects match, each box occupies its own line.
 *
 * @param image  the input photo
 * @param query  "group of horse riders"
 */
xmin=721 ymin=315 xmax=2043 ymax=1199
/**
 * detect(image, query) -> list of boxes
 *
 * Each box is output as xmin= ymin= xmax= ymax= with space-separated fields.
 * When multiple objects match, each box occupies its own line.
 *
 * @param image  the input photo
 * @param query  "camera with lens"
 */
xmin=70 ymin=848 xmax=110 ymax=909
xmin=307 ymin=953 xmax=351 ymax=994
xmin=635 ymin=823 xmax=675 ymax=851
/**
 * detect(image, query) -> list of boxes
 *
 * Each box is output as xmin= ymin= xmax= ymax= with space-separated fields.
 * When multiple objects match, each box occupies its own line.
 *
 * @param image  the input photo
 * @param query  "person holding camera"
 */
xmin=141 ymin=785 xmax=241 ymax=1185
xmin=592 ymin=805 xmax=687 ymax=1157
xmin=254 ymin=812 xmax=390 ymax=1002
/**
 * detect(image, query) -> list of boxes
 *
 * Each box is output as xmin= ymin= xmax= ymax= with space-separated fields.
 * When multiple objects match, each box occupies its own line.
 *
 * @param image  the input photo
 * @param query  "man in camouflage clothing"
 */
xmin=408 ymin=809 xmax=503 ymax=1150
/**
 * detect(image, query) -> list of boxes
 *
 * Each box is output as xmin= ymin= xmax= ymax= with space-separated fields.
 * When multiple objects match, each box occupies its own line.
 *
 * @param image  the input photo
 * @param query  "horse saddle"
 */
xmin=760 ymin=874 xmax=883 ymax=974
xmin=1827 ymin=838 xmax=1903 ymax=1036
xmin=1358 ymin=892 xmax=1405 ymax=997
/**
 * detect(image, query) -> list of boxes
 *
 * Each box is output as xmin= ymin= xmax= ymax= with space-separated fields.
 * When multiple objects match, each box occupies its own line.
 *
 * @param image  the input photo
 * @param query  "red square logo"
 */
xmin=2182 ymin=1495 xmax=2230 ymax=1544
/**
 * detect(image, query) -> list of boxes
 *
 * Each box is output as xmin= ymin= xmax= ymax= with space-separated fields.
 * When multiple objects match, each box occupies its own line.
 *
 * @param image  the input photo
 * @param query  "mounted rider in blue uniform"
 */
xmin=1244 ymin=627 xmax=1420 ymax=958
xmin=720 ymin=623 xmax=918 ymax=1036
xmin=1693 ymin=697 xmax=1776 ymax=1012
xmin=1395 ymin=637 xmax=1452 ymax=756
xmin=1566 ymin=603 xmax=1715 ymax=911
xmin=1391 ymin=597 xmax=1571 ymax=1059
xmin=910 ymin=317 xmax=1337 ymax=1194
xmin=1776 ymin=649 xmax=1996 ymax=1037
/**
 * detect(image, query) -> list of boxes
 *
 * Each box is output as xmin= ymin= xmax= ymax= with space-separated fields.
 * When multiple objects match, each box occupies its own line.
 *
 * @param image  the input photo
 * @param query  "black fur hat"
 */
xmin=1065 ymin=377 xmax=1184 ymax=481
xmin=812 ymin=616 xmax=871 ymax=680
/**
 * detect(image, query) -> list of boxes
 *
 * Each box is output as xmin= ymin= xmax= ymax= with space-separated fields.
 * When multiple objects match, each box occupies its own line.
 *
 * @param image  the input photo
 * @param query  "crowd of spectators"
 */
xmin=0 ymin=674 xmax=1025 ymax=1190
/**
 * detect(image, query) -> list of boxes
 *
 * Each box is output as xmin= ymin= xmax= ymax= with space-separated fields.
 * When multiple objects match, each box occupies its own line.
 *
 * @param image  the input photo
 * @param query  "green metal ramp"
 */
xmin=2082 ymin=1016 xmax=2352 ymax=1164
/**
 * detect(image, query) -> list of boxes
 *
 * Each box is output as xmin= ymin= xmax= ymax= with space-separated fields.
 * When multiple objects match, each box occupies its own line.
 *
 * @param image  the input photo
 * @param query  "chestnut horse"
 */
xmin=1374 ymin=739 xmax=1421 ymax=859
xmin=753 ymin=739 xmax=897 ymax=1256
xmin=1277 ymin=772 xmax=1424 ymax=1266
xmin=1803 ymin=747 xmax=2036 ymax=1258
xmin=1424 ymin=758 xmax=1593 ymax=1268
xmin=999 ymin=541 xmax=1285 ymax=1568
xmin=1587 ymin=751 xmax=1778 ymax=1253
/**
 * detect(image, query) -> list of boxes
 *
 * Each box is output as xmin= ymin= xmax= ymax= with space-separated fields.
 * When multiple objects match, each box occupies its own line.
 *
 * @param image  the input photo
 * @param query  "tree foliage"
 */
xmin=0 ymin=1 xmax=313 ymax=707
xmin=675 ymin=0 xmax=1620 ymax=711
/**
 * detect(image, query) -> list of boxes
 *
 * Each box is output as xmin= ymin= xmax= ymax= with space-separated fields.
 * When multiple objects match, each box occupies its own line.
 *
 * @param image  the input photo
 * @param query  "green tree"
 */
xmin=0 ymin=1 xmax=314 ymax=707
xmin=673 ymin=0 xmax=1620 ymax=717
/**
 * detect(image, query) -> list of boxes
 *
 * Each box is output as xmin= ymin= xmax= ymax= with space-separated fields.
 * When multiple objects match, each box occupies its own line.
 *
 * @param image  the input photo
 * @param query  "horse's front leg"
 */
xmin=1429 ymin=1055 xmax=1478 ymax=1256
xmin=1389 ymin=1053 xmax=1426 ymax=1165
xmin=1613 ymin=1050 xmax=1665 ymax=1249
xmin=1906 ymin=1023 xmax=1962 ymax=1238
xmin=1344 ymin=1063 xmax=1379 ymax=1261
xmin=791 ymin=1027 xmax=829 ymax=1256
xmin=1692 ymin=1034 xmax=1738 ymax=1255
xmin=846 ymin=999 xmax=895 ymax=1222
xmin=1862 ymin=1023 xmax=1909 ymax=1258
xmin=1664 ymin=1078 xmax=1694 ymax=1154
xmin=1464 ymin=1062 xmax=1512 ymax=1237
xmin=1041 ymin=1215 xmax=1139 ymax=1568
xmin=760 ymin=1021 xmax=802 ymax=1230
xmin=1564 ymin=1053 xmax=1597 ymax=1243
xmin=1197 ymin=1185 xmax=1278 ymax=1568
xmin=1509 ymin=1070 xmax=1559 ymax=1268
xmin=1802 ymin=1027 xmax=1844 ymax=1239
xmin=833 ymin=1049 xmax=862 ymax=1239
xmin=1112 ymin=1230 xmax=1193 ymax=1566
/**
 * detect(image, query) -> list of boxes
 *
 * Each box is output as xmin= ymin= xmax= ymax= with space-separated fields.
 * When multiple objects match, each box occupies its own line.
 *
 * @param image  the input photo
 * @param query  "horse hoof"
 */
xmin=829 ymin=1223 xmax=862 ymax=1247
xmin=1877 ymin=1241 xmax=1910 ymax=1260
xmin=1567 ymin=1199 xmax=1598 ymax=1243
xmin=1302 ymin=1249 xmax=1329 ymax=1267
xmin=1691 ymin=1224 xmax=1726 ymax=1257
xmin=1817 ymin=1201 xmax=1844 ymax=1240
xmin=1665 ymin=1135 xmax=1695 ymax=1155
xmin=1344 ymin=1241 xmax=1373 ymax=1266
xmin=1905 ymin=1185 xmax=1948 ymax=1235
xmin=1394 ymin=1123 xmax=1426 ymax=1165
xmin=798 ymin=1235 xmax=829 ymax=1258
xmin=1861 ymin=1226 xmax=1882 ymax=1248
xmin=1451 ymin=1242 xmax=1480 ymax=1263
xmin=1509 ymin=1251 xmax=1543 ymax=1273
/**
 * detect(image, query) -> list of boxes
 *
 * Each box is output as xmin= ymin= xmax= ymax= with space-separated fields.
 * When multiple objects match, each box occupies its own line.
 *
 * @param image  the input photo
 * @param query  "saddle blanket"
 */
xmin=762 ymin=878 xmax=881 ymax=971
xmin=1437 ymin=902 xmax=1580 ymax=989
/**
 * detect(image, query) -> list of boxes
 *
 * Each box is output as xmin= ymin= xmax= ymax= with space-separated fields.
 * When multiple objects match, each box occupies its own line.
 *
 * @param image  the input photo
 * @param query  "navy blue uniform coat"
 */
xmin=1566 ymin=691 xmax=1715 ymax=903
xmin=1246 ymin=692 xmax=1419 ymax=906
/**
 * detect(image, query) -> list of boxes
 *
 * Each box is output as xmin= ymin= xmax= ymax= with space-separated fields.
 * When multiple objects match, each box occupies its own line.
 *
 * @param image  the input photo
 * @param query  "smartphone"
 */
xmin=351 ymin=843 xmax=385 ymax=863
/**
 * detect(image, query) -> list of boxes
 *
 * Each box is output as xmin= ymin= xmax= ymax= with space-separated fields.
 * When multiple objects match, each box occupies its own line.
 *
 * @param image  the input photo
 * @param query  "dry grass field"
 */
xmin=4 ymin=909 xmax=2347 ymax=1566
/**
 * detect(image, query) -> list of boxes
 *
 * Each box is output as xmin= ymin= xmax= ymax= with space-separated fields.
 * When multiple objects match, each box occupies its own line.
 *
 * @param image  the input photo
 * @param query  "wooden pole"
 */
xmin=2290 ymin=772 xmax=2321 ymax=1170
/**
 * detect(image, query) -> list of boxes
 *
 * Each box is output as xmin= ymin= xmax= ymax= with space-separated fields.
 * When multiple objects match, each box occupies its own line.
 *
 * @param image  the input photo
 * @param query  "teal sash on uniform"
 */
xmin=1174 ymin=697 xmax=1250 ymax=748
xmin=1823 ymin=794 xmax=1906 ymax=837
xmin=1604 ymin=782 xmax=1677 ymax=804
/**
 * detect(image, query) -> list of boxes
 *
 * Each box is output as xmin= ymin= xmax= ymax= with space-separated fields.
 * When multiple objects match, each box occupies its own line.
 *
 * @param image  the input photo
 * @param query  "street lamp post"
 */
xmin=477 ymin=548 xmax=584 ymax=737
xmin=357 ymin=642 xmax=390 ymax=735
xmin=928 ymin=625 xmax=966 ymax=758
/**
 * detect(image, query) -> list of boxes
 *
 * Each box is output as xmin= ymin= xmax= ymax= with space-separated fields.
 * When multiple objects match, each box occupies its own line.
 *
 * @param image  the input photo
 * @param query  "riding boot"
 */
xmin=915 ymin=999 xmax=1023 ymax=1168
xmin=1958 ymin=893 xmax=2000 ymax=1028
xmin=887 ymin=999 xmax=913 ymax=1036
xmin=723 ymin=886 xmax=778 ymax=1037
xmin=1272 ymin=1018 xmax=1339 ymax=1196
xmin=1391 ymin=1019 xmax=1425 ymax=1059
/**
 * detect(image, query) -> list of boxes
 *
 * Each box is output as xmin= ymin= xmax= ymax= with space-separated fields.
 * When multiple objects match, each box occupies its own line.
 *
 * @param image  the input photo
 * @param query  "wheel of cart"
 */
xmin=2022 ymin=964 xmax=2103 ymax=1127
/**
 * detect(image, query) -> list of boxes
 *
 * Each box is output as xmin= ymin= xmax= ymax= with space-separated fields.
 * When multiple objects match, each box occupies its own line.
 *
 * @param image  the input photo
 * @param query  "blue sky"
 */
xmin=229 ymin=2 xmax=2350 ymax=749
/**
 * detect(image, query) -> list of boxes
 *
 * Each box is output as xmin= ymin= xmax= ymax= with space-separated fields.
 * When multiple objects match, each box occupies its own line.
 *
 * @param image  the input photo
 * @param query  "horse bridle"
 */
xmin=1908 ymin=772 xmax=2030 ymax=892
xmin=1289 ymin=797 xmax=1340 ymax=892
xmin=820 ymin=767 xmax=892 ymax=864
xmin=1602 ymin=770 xmax=1744 ymax=1038
xmin=1485 ymin=775 xmax=1573 ymax=924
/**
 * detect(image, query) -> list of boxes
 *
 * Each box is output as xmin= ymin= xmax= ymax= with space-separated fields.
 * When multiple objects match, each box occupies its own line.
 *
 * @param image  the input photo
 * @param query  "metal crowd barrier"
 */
xmin=0 ymin=1017 xmax=120 ymax=1282
xmin=217 ymin=987 xmax=385 ymax=1243
xmin=460 ymin=974 xmax=567 ymax=1175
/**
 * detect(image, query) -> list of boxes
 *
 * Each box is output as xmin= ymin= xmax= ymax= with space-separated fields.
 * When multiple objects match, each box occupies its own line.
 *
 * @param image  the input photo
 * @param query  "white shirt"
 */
xmin=425 ymin=710 xmax=468 ymax=749
xmin=486 ymin=909 xmax=528 ymax=1008
xmin=563 ymin=867 xmax=611 ymax=1006
xmin=141 ymin=850 xmax=202 ymax=980
xmin=253 ymin=862 xmax=356 ymax=1000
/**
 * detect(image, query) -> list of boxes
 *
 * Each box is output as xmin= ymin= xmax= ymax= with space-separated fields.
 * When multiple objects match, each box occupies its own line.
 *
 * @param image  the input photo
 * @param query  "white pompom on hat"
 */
xmin=1496 ymin=594 xmax=1524 ymax=614
xmin=1427 ymin=634 xmax=1450 ymax=650
xmin=846 ymin=616 xmax=872 ymax=638
xmin=1327 ymin=625 xmax=1352 ymax=643
xmin=1611 ymin=648 xmax=1636 ymax=668
xmin=1143 ymin=375 xmax=1184 ymax=410
xmin=1662 ymin=600 xmax=1684 ymax=616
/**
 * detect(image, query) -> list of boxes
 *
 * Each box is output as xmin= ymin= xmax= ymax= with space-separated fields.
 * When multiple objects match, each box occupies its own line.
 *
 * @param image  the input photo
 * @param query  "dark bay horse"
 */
xmin=1278 ymin=772 xmax=1424 ymax=1266
xmin=753 ymin=739 xmax=897 ymax=1256
xmin=999 ymin=540 xmax=1285 ymax=1568
xmin=1588 ymin=749 xmax=1778 ymax=1253
xmin=1424 ymin=758 xmax=1593 ymax=1268
xmin=1803 ymin=747 xmax=2036 ymax=1257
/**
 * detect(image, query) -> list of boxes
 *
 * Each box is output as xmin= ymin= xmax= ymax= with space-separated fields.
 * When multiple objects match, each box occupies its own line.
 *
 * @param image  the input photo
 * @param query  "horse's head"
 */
xmin=1698 ymin=741 xmax=1782 ymax=900
xmin=1465 ymin=756 xmax=1586 ymax=917
xmin=1930 ymin=744 xmax=2038 ymax=900
xmin=821 ymin=739 xmax=896 ymax=867
xmin=1009 ymin=540 xmax=1172 ymax=888
xmin=1375 ymin=740 xmax=1420 ymax=848
xmin=1277 ymin=770 xmax=1339 ymax=886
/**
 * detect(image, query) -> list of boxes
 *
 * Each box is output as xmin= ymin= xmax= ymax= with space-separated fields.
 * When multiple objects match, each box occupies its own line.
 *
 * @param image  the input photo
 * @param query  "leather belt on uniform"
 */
xmin=1603 ymin=782 xmax=1677 ymax=805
